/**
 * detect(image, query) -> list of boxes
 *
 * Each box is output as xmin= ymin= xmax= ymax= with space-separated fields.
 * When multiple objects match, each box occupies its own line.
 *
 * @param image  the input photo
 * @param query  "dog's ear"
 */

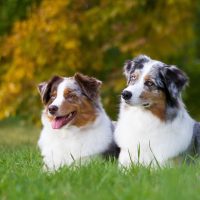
xmin=74 ymin=73 xmax=102 ymax=101
xmin=160 ymin=66 xmax=188 ymax=100
xmin=124 ymin=55 xmax=150 ymax=78
xmin=38 ymin=76 xmax=62 ymax=104
xmin=124 ymin=60 xmax=133 ymax=78
xmin=38 ymin=82 xmax=47 ymax=102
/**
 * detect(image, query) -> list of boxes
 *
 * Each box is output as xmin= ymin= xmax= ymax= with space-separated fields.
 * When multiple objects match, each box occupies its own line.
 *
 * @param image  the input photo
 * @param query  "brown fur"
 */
xmin=144 ymin=75 xmax=157 ymax=91
xmin=74 ymin=73 xmax=102 ymax=101
xmin=63 ymin=88 xmax=80 ymax=103
xmin=51 ymin=90 xmax=57 ymax=98
xmin=72 ymin=97 xmax=97 ymax=127
xmin=46 ymin=112 xmax=54 ymax=121
xmin=58 ymin=94 xmax=97 ymax=127
xmin=38 ymin=76 xmax=63 ymax=104
xmin=63 ymin=88 xmax=72 ymax=97
xmin=40 ymin=74 xmax=98 ymax=128
xmin=47 ymin=87 xmax=97 ymax=127
xmin=140 ymin=90 xmax=166 ymax=121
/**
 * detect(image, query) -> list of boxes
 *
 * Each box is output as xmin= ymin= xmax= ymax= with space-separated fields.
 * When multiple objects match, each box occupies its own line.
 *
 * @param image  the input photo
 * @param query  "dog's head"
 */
xmin=122 ymin=55 xmax=188 ymax=120
xmin=38 ymin=73 xmax=102 ymax=129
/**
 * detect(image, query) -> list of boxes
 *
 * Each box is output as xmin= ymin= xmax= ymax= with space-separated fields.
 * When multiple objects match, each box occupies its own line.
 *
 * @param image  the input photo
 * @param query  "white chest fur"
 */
xmin=38 ymin=113 xmax=113 ymax=171
xmin=114 ymin=104 xmax=194 ymax=167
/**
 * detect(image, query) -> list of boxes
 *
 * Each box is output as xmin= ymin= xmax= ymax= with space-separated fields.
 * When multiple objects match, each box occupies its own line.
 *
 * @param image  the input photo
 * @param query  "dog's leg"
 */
xmin=118 ymin=149 xmax=133 ymax=169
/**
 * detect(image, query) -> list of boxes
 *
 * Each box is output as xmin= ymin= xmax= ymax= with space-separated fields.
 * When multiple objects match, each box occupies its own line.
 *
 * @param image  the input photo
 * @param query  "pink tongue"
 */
xmin=51 ymin=117 xmax=66 ymax=129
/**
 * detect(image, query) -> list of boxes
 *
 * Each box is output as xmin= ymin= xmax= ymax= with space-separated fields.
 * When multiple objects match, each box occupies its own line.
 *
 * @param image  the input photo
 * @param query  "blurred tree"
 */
xmin=0 ymin=0 xmax=41 ymax=35
xmin=183 ymin=2 xmax=200 ymax=119
xmin=0 ymin=0 xmax=199 ymax=122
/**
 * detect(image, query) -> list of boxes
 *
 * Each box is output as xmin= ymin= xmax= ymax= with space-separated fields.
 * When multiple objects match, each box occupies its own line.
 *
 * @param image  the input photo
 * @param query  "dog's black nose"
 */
xmin=121 ymin=90 xmax=132 ymax=100
xmin=48 ymin=105 xmax=58 ymax=115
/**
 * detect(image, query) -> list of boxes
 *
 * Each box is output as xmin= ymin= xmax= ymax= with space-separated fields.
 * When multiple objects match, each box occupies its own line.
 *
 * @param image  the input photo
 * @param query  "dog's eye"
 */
xmin=68 ymin=94 xmax=75 ymax=98
xmin=51 ymin=95 xmax=56 ymax=100
xmin=50 ymin=90 xmax=57 ymax=95
xmin=50 ymin=92 xmax=57 ymax=99
xmin=65 ymin=93 xmax=77 ymax=99
xmin=145 ymin=80 xmax=154 ymax=87
xmin=131 ymin=74 xmax=137 ymax=80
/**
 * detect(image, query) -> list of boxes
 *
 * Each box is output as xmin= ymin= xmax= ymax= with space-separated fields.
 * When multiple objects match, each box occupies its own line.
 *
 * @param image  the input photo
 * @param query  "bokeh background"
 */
xmin=1 ymin=2 xmax=200 ymax=198
xmin=0 ymin=0 xmax=200 ymax=124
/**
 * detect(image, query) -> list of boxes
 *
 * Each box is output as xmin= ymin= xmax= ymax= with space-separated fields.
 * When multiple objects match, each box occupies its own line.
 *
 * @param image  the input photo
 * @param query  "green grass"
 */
xmin=0 ymin=120 xmax=200 ymax=200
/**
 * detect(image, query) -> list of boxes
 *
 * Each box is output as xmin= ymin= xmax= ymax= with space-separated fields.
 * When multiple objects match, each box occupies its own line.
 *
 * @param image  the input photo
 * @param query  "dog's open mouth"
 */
xmin=51 ymin=111 xmax=77 ymax=129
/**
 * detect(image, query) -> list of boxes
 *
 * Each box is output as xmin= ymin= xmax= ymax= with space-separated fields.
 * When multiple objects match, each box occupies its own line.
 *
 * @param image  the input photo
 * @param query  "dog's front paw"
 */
xmin=118 ymin=149 xmax=133 ymax=169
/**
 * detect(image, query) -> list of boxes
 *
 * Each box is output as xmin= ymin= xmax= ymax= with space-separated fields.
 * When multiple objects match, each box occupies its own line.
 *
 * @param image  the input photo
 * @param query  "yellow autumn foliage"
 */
xmin=0 ymin=0 xmax=196 ymax=121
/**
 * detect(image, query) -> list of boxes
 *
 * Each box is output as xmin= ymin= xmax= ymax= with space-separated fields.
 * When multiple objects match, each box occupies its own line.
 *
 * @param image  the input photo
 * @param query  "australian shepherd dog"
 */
xmin=115 ymin=55 xmax=200 ymax=168
xmin=38 ymin=73 xmax=118 ymax=171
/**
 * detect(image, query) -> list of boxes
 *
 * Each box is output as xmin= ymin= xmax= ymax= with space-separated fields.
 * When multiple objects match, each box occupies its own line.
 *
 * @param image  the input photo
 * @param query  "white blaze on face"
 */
xmin=48 ymin=78 xmax=79 ymax=114
xmin=123 ymin=61 xmax=154 ymax=105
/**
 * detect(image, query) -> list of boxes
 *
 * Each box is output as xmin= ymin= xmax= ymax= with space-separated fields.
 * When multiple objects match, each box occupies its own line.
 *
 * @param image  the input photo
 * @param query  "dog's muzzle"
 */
xmin=48 ymin=105 xmax=58 ymax=115
xmin=121 ymin=90 xmax=132 ymax=100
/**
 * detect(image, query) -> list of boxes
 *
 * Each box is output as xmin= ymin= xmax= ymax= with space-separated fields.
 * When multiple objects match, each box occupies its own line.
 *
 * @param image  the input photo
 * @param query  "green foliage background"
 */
xmin=0 ymin=0 xmax=200 ymax=122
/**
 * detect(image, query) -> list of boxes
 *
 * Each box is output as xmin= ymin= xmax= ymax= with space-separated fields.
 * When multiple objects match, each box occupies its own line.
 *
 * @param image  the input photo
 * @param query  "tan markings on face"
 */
xmin=51 ymin=90 xmax=57 ymax=98
xmin=140 ymin=89 xmax=166 ymax=121
xmin=48 ymin=88 xmax=79 ymax=118
xmin=144 ymin=75 xmax=156 ymax=88
xmin=51 ymin=89 xmax=97 ymax=127
xmin=45 ymin=103 xmax=55 ymax=121
xmin=64 ymin=88 xmax=80 ymax=103
xmin=72 ymin=96 xmax=97 ymax=127
xmin=144 ymin=75 xmax=151 ymax=81
xmin=59 ymin=101 xmax=78 ymax=117
xmin=45 ymin=98 xmax=56 ymax=121
xmin=64 ymin=88 xmax=72 ymax=97
xmin=47 ymin=113 xmax=54 ymax=121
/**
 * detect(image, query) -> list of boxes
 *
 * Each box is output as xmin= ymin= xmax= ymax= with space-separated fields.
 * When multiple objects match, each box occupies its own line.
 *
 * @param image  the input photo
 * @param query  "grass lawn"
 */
xmin=0 ymin=119 xmax=200 ymax=200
